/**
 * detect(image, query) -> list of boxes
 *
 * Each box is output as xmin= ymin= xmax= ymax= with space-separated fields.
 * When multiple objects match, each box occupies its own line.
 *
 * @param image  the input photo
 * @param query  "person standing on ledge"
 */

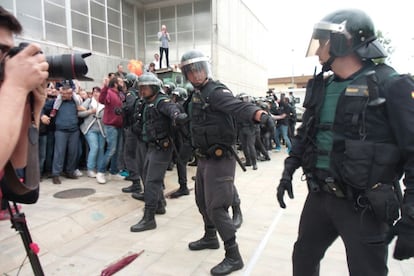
xmin=157 ymin=24 xmax=170 ymax=69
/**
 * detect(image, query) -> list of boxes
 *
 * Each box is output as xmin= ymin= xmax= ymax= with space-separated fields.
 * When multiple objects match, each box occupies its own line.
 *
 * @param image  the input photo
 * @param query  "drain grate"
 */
xmin=53 ymin=188 xmax=96 ymax=199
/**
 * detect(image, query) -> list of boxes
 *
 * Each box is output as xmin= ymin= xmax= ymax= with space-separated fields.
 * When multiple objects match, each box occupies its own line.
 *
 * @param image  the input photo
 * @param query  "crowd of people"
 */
xmin=1 ymin=5 xmax=414 ymax=276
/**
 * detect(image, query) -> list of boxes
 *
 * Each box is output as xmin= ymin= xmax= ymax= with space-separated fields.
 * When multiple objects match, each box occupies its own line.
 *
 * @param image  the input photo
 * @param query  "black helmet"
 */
xmin=138 ymin=73 xmax=162 ymax=98
xmin=306 ymin=9 xmax=387 ymax=60
xmin=180 ymin=50 xmax=212 ymax=87
xmin=171 ymin=87 xmax=188 ymax=101
xmin=125 ymin=73 xmax=138 ymax=89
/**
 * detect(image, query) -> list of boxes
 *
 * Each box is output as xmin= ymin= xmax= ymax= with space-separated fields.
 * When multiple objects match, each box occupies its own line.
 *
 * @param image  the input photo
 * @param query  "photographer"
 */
xmin=0 ymin=6 xmax=48 ymax=218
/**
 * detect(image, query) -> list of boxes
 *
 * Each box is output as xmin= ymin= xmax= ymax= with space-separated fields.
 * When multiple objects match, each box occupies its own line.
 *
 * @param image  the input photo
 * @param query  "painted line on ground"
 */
xmin=243 ymin=209 xmax=284 ymax=275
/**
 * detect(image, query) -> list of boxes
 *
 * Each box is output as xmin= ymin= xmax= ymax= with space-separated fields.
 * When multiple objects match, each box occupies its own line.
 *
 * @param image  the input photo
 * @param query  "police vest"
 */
xmin=189 ymin=80 xmax=237 ymax=151
xmin=303 ymin=63 xmax=402 ymax=191
xmin=142 ymin=94 xmax=171 ymax=143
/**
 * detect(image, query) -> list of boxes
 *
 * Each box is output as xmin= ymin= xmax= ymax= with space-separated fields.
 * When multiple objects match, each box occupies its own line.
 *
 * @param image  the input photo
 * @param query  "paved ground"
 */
xmin=1 ymin=149 xmax=414 ymax=276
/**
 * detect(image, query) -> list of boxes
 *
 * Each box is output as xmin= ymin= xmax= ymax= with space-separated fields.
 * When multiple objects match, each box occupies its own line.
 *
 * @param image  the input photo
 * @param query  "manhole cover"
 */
xmin=53 ymin=188 xmax=96 ymax=199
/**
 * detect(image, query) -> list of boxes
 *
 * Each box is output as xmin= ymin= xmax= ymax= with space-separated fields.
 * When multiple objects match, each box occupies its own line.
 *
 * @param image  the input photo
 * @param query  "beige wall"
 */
xmin=211 ymin=0 xmax=268 ymax=96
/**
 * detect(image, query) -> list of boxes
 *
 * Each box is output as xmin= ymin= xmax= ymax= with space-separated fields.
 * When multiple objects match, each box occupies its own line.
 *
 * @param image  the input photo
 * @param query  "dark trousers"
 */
xmin=195 ymin=157 xmax=237 ymax=242
xmin=240 ymin=129 xmax=257 ymax=165
xmin=123 ymin=129 xmax=141 ymax=181
xmin=52 ymin=129 xmax=79 ymax=176
xmin=142 ymin=144 xmax=172 ymax=211
xmin=293 ymin=191 xmax=389 ymax=276
xmin=159 ymin=47 xmax=169 ymax=68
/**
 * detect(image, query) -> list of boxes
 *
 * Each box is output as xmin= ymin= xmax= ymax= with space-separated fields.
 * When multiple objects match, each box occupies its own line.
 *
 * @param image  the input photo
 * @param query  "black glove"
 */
xmin=260 ymin=113 xmax=275 ymax=134
xmin=392 ymin=206 xmax=414 ymax=260
xmin=173 ymin=112 xmax=189 ymax=125
xmin=277 ymin=176 xmax=294 ymax=209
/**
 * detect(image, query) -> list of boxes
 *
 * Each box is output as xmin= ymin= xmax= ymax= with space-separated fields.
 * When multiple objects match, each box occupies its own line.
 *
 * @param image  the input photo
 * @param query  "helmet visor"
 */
xmin=306 ymin=20 xmax=350 ymax=57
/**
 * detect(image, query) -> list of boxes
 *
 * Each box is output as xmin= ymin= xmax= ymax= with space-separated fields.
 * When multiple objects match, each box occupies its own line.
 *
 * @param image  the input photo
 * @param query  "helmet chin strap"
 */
xmin=322 ymin=56 xmax=336 ymax=72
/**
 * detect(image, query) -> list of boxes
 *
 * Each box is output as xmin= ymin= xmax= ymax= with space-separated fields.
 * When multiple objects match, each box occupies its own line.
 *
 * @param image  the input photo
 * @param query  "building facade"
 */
xmin=3 ymin=0 xmax=268 ymax=94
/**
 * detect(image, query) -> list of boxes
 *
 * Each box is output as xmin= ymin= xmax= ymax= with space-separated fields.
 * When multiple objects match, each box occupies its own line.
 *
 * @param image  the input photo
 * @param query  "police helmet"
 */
xmin=171 ymin=87 xmax=188 ymax=101
xmin=184 ymin=82 xmax=195 ymax=95
xmin=306 ymin=9 xmax=387 ymax=60
xmin=125 ymin=73 xmax=138 ymax=89
xmin=180 ymin=50 xmax=212 ymax=87
xmin=164 ymin=81 xmax=177 ymax=94
xmin=138 ymin=73 xmax=162 ymax=96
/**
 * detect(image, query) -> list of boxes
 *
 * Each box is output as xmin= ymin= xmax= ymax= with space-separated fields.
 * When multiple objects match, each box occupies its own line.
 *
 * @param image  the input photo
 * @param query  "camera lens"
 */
xmin=46 ymin=53 xmax=92 ymax=81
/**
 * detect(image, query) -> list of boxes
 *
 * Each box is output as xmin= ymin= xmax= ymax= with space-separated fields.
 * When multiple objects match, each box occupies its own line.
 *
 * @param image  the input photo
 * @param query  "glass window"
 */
xmin=108 ymin=9 xmax=120 ymax=26
xmin=2 ymin=0 xmax=13 ymax=10
xmin=46 ymin=23 xmax=67 ymax=44
xmin=72 ymin=12 xmax=89 ymax=33
xmin=19 ymin=16 xmax=42 ymax=39
xmin=122 ymin=2 xmax=134 ymax=17
xmin=161 ymin=6 xmax=174 ymax=20
xmin=92 ymin=35 xmax=107 ymax=53
xmin=16 ymin=0 xmax=42 ymax=18
xmin=145 ymin=9 xmax=158 ymax=22
xmin=109 ymin=41 xmax=121 ymax=56
xmin=71 ymin=1 xmax=88 ymax=14
xmin=146 ymin=22 xmax=159 ymax=37
xmin=45 ymin=2 xmax=66 ymax=26
xmin=91 ymin=1 xmax=105 ymax=21
xmin=194 ymin=1 xmax=210 ymax=30
xmin=47 ymin=0 xmax=65 ymax=5
xmin=73 ymin=31 xmax=90 ymax=50
xmin=177 ymin=17 xmax=192 ymax=31
xmin=91 ymin=19 xmax=106 ymax=38
xmin=123 ymin=30 xmax=135 ymax=45
xmin=107 ymin=0 xmax=120 ymax=10
xmin=177 ymin=3 xmax=192 ymax=17
xmin=108 ymin=25 xmax=121 ymax=42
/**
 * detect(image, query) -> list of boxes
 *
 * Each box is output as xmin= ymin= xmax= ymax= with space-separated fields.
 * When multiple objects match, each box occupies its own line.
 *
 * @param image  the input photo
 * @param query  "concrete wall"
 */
xmin=212 ymin=0 xmax=268 ymax=97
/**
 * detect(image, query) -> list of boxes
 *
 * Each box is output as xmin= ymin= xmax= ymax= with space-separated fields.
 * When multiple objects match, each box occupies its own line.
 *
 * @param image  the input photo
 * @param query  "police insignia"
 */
xmin=345 ymin=85 xmax=368 ymax=97
xmin=222 ymin=89 xmax=231 ymax=94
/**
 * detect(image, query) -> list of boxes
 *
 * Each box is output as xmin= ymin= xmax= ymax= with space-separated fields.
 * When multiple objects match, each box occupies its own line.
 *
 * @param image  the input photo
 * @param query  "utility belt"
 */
xmin=308 ymin=169 xmax=347 ymax=198
xmin=195 ymin=144 xmax=233 ymax=160
xmin=308 ymin=169 xmax=400 ymax=225
xmin=147 ymin=137 xmax=171 ymax=151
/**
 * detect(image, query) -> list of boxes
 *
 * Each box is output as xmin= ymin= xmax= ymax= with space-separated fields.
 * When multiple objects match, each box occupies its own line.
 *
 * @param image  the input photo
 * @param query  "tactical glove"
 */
xmin=173 ymin=112 xmax=189 ymax=125
xmin=392 ymin=205 xmax=414 ymax=260
xmin=277 ymin=175 xmax=294 ymax=209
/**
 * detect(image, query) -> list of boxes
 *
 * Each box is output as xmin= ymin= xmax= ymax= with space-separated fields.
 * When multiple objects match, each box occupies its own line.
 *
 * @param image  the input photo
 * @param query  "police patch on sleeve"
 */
xmin=222 ymin=89 xmax=231 ymax=94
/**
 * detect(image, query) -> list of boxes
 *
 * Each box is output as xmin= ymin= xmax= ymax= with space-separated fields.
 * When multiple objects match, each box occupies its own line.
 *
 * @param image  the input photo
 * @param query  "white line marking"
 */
xmin=243 ymin=210 xmax=284 ymax=276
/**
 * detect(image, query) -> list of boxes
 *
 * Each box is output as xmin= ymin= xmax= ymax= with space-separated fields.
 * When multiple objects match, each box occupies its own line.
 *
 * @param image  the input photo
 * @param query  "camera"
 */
xmin=0 ymin=42 xmax=93 ymax=82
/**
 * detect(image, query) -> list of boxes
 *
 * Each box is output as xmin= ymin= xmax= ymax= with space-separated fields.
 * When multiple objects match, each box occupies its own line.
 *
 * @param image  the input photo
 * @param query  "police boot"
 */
xmin=188 ymin=227 xmax=220 ymax=251
xmin=131 ymin=192 xmax=144 ymax=201
xmin=170 ymin=186 xmax=190 ymax=198
xmin=232 ymin=205 xmax=243 ymax=229
xmin=121 ymin=180 xmax=142 ymax=193
xmin=130 ymin=209 xmax=156 ymax=232
xmin=155 ymin=199 xmax=166 ymax=215
xmin=210 ymin=243 xmax=244 ymax=276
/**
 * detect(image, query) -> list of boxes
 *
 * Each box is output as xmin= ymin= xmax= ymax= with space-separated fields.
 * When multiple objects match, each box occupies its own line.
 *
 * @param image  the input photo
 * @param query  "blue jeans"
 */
xmin=98 ymin=125 xmax=120 ymax=173
xmin=275 ymin=125 xmax=292 ymax=151
xmin=85 ymin=130 xmax=105 ymax=171
xmin=39 ymin=135 xmax=47 ymax=174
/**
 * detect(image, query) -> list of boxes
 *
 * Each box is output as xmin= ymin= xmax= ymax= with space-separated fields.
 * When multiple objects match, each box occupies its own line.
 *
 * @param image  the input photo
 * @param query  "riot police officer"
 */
xmin=130 ymin=73 xmax=187 ymax=232
xmin=277 ymin=9 xmax=414 ymax=275
xmin=180 ymin=50 xmax=274 ymax=275
xmin=120 ymin=73 xmax=143 ymax=194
